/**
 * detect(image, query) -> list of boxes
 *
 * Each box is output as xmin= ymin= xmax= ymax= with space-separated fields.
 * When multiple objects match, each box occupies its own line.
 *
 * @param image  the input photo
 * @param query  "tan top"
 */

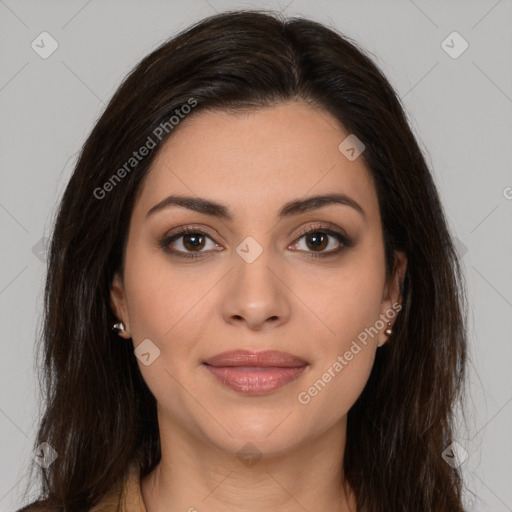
xmin=90 ymin=462 xmax=147 ymax=512
xmin=17 ymin=462 xmax=147 ymax=512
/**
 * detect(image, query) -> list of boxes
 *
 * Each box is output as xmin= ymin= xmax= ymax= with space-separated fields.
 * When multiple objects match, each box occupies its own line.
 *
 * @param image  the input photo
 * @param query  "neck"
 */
xmin=141 ymin=411 xmax=356 ymax=512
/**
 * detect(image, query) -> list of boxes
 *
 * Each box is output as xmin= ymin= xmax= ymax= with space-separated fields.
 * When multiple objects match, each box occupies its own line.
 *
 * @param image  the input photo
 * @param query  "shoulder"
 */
xmin=15 ymin=461 xmax=143 ymax=512
xmin=16 ymin=492 xmax=121 ymax=512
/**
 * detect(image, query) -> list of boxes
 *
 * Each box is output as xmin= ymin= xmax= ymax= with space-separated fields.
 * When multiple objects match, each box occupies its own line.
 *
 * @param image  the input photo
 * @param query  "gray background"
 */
xmin=1 ymin=0 xmax=511 ymax=510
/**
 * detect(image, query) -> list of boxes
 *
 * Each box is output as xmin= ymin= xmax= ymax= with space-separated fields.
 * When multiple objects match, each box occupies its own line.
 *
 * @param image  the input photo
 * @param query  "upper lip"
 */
xmin=203 ymin=350 xmax=308 ymax=368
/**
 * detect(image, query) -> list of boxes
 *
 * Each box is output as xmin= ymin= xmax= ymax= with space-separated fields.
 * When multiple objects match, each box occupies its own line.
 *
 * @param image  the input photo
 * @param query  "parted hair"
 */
xmin=19 ymin=9 xmax=467 ymax=512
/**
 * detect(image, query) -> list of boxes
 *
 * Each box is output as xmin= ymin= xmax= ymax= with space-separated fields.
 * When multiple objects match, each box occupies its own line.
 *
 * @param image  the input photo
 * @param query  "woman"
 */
xmin=18 ymin=9 xmax=467 ymax=512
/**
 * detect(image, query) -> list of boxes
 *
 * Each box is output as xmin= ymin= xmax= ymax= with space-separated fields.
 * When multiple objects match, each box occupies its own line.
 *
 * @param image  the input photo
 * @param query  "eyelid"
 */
xmin=293 ymin=221 xmax=348 ymax=240
xmin=164 ymin=224 xmax=219 ymax=241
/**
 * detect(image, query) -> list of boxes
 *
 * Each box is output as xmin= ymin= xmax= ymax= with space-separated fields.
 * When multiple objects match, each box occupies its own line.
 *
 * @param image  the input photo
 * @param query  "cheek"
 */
xmin=122 ymin=239 xmax=192 ymax=336
xmin=298 ymin=270 xmax=382 ymax=417
xmin=297 ymin=346 xmax=375 ymax=428
xmin=295 ymin=251 xmax=384 ymax=412
xmin=306 ymin=253 xmax=386 ymax=347
xmin=122 ymin=251 xmax=215 ymax=421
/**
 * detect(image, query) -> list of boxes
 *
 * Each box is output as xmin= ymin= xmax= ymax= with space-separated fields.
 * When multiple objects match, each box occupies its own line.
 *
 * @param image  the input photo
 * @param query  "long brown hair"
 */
xmin=20 ymin=9 xmax=467 ymax=511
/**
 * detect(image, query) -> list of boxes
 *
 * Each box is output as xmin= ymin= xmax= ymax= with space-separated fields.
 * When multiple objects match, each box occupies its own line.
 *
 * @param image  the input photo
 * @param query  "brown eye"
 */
xmin=160 ymin=228 xmax=220 ymax=259
xmin=290 ymin=226 xmax=352 ymax=258
xmin=181 ymin=233 xmax=207 ymax=251
xmin=304 ymin=231 xmax=329 ymax=251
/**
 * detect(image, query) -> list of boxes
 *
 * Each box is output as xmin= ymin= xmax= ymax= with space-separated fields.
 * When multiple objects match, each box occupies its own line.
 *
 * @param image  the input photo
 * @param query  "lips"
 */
xmin=202 ymin=350 xmax=308 ymax=395
xmin=203 ymin=349 xmax=307 ymax=368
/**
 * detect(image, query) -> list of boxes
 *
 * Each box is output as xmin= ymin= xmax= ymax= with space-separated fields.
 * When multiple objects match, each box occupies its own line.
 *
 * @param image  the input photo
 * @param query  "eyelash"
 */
xmin=159 ymin=224 xmax=353 ymax=260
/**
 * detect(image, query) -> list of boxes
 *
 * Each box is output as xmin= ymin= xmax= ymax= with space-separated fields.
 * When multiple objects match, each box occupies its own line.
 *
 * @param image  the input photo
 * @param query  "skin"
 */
xmin=110 ymin=101 xmax=407 ymax=512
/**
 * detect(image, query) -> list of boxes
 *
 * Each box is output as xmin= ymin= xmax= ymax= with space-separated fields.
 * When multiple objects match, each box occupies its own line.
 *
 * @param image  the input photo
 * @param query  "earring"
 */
xmin=112 ymin=321 xmax=125 ymax=334
xmin=384 ymin=322 xmax=393 ymax=336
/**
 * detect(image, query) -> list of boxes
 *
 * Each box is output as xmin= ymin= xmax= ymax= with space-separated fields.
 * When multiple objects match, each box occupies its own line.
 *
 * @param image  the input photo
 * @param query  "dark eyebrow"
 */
xmin=146 ymin=193 xmax=366 ymax=221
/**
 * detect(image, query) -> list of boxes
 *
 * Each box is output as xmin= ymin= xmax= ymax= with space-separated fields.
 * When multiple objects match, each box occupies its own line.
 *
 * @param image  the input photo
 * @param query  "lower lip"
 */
xmin=203 ymin=365 xmax=307 ymax=395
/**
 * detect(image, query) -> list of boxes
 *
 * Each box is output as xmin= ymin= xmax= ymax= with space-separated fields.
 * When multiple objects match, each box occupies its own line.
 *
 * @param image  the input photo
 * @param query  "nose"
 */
xmin=222 ymin=249 xmax=291 ymax=331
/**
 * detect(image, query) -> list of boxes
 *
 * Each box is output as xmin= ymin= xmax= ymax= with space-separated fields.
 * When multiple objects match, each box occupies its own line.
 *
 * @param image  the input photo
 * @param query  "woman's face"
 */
xmin=111 ymin=101 xmax=406 ymax=457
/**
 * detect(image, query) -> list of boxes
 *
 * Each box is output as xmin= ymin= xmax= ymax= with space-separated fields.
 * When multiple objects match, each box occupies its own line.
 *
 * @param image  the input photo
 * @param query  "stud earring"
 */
xmin=384 ymin=322 xmax=393 ymax=337
xmin=112 ymin=321 xmax=125 ymax=334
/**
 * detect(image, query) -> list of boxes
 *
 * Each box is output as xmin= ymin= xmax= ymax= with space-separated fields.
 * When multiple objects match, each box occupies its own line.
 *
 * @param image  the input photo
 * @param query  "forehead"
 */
xmin=134 ymin=101 xmax=378 ymax=223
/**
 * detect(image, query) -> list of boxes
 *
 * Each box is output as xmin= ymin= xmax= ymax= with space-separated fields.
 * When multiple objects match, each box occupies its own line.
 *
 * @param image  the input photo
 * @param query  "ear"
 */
xmin=110 ymin=271 xmax=131 ymax=339
xmin=378 ymin=250 xmax=407 ymax=347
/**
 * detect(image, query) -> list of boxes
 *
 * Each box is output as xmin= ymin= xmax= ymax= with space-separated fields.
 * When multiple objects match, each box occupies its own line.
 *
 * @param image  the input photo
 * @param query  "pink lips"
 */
xmin=203 ymin=350 xmax=308 ymax=395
